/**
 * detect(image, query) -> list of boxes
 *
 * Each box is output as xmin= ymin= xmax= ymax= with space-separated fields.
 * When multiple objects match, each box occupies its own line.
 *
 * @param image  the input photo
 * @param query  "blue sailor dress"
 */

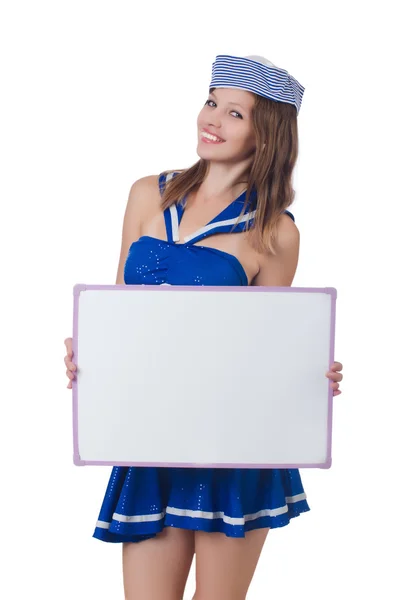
xmin=93 ymin=171 xmax=310 ymax=543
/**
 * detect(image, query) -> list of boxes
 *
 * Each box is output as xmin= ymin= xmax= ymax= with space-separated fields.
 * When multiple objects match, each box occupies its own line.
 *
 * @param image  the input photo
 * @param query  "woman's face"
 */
xmin=196 ymin=88 xmax=256 ymax=163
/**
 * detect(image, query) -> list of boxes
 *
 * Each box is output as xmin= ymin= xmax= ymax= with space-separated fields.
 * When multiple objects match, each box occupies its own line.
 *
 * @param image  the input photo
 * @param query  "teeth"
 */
xmin=202 ymin=131 xmax=223 ymax=142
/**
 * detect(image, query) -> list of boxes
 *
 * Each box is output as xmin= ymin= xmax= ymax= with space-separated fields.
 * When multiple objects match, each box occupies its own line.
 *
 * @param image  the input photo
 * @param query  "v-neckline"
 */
xmin=175 ymin=188 xmax=249 ymax=244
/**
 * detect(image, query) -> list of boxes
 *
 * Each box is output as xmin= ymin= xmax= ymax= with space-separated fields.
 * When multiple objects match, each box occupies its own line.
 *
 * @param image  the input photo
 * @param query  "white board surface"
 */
xmin=72 ymin=284 xmax=336 ymax=469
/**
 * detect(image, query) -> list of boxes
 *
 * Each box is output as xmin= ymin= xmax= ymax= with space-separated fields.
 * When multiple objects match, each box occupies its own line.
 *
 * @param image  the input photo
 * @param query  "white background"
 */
xmin=1 ymin=0 xmax=396 ymax=598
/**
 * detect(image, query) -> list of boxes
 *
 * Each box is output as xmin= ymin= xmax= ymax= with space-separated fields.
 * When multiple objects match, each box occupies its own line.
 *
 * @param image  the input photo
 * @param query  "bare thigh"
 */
xmin=122 ymin=527 xmax=195 ymax=600
xmin=193 ymin=528 xmax=270 ymax=600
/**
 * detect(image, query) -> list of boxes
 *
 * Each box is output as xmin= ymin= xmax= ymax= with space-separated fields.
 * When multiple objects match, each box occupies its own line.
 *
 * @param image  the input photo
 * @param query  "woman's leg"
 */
xmin=122 ymin=527 xmax=195 ymax=600
xmin=193 ymin=528 xmax=270 ymax=600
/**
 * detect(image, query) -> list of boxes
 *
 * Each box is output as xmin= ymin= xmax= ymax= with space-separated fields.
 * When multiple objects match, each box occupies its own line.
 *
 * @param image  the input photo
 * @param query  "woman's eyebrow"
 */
xmin=209 ymin=93 xmax=246 ymax=111
xmin=228 ymin=101 xmax=245 ymax=109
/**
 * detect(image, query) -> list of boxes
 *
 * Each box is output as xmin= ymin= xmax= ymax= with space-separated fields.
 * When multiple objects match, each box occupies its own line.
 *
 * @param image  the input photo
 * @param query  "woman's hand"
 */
xmin=326 ymin=361 xmax=343 ymax=396
xmin=64 ymin=337 xmax=77 ymax=389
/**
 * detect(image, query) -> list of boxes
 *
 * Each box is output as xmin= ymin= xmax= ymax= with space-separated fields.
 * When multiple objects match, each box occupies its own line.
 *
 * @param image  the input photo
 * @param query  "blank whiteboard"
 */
xmin=72 ymin=284 xmax=336 ymax=469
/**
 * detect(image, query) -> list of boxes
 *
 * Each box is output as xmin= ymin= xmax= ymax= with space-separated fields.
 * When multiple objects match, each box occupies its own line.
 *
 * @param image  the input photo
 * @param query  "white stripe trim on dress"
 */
xmin=169 ymin=204 xmax=180 ymax=242
xmin=165 ymin=505 xmax=288 ymax=525
xmin=96 ymin=520 xmax=111 ymax=529
xmin=183 ymin=210 xmax=257 ymax=243
xmin=95 ymin=492 xmax=306 ymax=529
xmin=112 ymin=511 xmax=166 ymax=523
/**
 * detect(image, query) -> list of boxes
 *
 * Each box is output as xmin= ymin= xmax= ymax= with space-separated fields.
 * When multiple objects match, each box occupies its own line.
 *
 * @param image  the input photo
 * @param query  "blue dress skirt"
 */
xmin=93 ymin=172 xmax=310 ymax=543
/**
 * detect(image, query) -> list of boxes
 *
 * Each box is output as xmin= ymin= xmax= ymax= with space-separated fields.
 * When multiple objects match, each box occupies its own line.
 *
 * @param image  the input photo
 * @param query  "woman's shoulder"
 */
xmin=123 ymin=175 xmax=160 ymax=225
xmin=273 ymin=212 xmax=300 ymax=250
xmin=130 ymin=173 xmax=160 ymax=194
xmin=126 ymin=170 xmax=182 ymax=217
xmin=131 ymin=170 xmax=182 ymax=195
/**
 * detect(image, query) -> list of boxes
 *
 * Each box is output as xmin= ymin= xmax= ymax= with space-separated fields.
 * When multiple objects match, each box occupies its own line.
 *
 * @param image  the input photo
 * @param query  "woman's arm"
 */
xmin=115 ymin=175 xmax=159 ymax=284
xmin=252 ymin=214 xmax=300 ymax=287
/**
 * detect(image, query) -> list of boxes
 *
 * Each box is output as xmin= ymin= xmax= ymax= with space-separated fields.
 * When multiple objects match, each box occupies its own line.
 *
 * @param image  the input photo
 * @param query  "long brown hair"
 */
xmin=160 ymin=93 xmax=299 ymax=255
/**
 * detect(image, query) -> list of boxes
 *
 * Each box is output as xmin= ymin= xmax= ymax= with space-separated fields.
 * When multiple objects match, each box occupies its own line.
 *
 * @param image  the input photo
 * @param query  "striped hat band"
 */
xmin=209 ymin=54 xmax=305 ymax=114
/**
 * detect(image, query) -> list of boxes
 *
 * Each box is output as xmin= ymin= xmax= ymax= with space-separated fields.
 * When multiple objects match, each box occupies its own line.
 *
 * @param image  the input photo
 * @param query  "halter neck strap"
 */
xmin=159 ymin=171 xmax=294 ymax=246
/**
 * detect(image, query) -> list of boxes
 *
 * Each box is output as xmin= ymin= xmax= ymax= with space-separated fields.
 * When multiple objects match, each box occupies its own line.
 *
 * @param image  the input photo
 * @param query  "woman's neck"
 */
xmin=198 ymin=160 xmax=252 ymax=201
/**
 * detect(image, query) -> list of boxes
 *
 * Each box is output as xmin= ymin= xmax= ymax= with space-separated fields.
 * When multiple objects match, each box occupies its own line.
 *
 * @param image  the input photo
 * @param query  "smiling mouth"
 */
xmin=200 ymin=130 xmax=225 ymax=143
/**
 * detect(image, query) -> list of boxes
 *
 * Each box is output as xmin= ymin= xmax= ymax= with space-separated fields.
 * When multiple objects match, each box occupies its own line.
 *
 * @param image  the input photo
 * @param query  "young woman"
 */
xmin=64 ymin=54 xmax=343 ymax=600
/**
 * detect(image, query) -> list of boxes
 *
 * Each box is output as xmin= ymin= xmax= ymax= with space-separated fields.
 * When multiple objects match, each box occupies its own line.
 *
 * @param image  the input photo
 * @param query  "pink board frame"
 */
xmin=72 ymin=284 xmax=337 ymax=469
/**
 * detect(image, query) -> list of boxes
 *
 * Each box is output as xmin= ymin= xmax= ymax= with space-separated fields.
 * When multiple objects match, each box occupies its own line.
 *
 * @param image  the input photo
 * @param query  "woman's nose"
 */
xmin=208 ymin=110 xmax=222 ymax=128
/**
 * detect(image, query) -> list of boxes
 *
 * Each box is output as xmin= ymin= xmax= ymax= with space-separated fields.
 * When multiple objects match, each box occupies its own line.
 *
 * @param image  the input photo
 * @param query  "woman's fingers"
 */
xmin=64 ymin=337 xmax=76 ymax=389
xmin=64 ymin=338 xmax=76 ymax=374
xmin=64 ymin=337 xmax=73 ymax=357
xmin=64 ymin=355 xmax=76 ymax=370
xmin=331 ymin=361 xmax=343 ymax=370
xmin=326 ymin=365 xmax=343 ymax=397
xmin=66 ymin=367 xmax=77 ymax=389
xmin=66 ymin=368 xmax=76 ymax=380
xmin=326 ymin=370 xmax=343 ymax=382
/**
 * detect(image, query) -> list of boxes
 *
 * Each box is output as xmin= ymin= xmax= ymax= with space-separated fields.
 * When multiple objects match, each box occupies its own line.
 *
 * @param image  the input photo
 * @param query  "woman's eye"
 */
xmin=204 ymin=100 xmax=242 ymax=119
